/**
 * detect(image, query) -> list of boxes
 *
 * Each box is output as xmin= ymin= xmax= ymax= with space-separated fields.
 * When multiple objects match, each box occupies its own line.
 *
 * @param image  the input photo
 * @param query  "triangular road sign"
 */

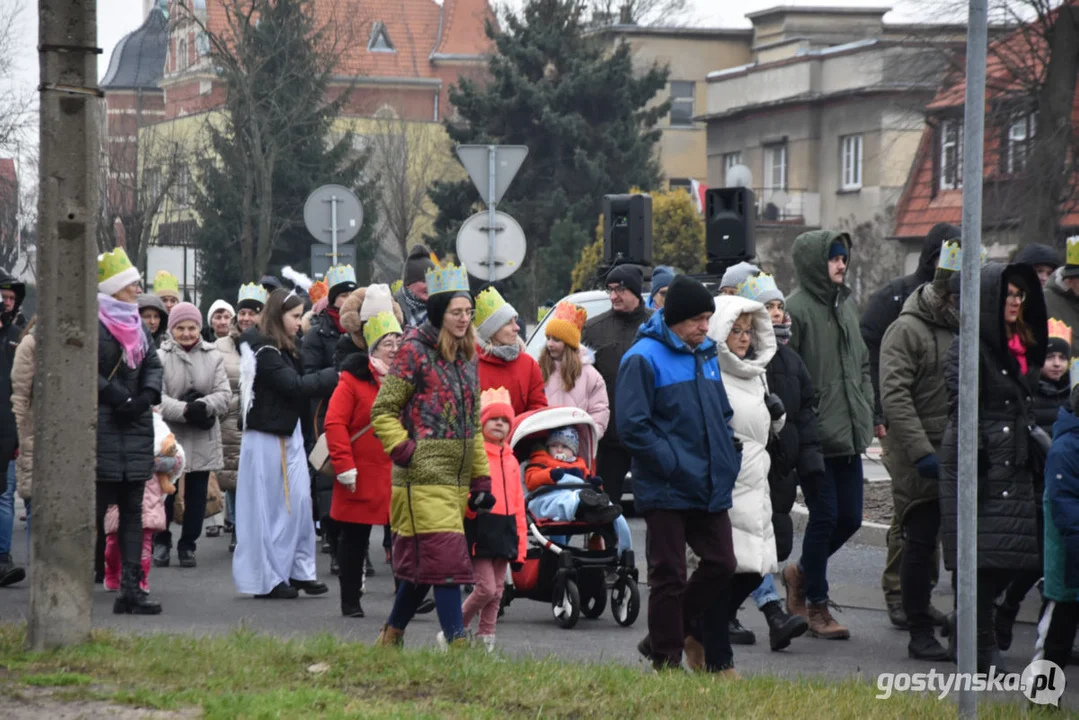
xmin=456 ymin=145 xmax=529 ymax=206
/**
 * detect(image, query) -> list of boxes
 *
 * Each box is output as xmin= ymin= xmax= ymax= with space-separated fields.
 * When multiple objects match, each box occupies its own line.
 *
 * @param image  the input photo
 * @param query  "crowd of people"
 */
xmin=1 ymin=227 xmax=1078 ymax=677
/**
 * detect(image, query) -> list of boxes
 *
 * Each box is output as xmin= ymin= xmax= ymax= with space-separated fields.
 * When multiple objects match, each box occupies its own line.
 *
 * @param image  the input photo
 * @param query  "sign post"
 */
xmin=304 ymin=184 xmax=363 ymax=266
xmin=456 ymin=144 xmax=528 ymax=282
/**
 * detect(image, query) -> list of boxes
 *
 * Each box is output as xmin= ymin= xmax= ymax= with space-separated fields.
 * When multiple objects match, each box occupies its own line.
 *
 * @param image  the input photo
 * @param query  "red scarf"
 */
xmin=1007 ymin=332 xmax=1028 ymax=375
xmin=326 ymin=307 xmax=345 ymax=334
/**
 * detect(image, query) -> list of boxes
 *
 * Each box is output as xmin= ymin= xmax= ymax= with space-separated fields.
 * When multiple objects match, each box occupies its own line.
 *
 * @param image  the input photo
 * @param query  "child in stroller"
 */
xmin=524 ymin=426 xmax=633 ymax=554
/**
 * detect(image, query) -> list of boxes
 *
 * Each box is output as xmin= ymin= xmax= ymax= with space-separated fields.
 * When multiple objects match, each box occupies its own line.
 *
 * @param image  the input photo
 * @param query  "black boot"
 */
xmin=365 ymin=551 xmax=375 ymax=577
xmin=113 ymin=564 xmax=162 ymax=615
xmin=994 ymin=599 xmax=1020 ymax=652
xmin=908 ymin=629 xmax=950 ymax=660
xmin=342 ymin=598 xmax=365 ymax=618
xmin=760 ymin=600 xmax=808 ymax=651
xmin=228 ymin=527 xmax=237 ymax=553
xmin=0 ymin=553 xmax=26 ymax=587
xmin=977 ymin=630 xmax=1006 ymax=675
xmin=887 ymin=601 xmax=909 ymax=630
xmin=728 ymin=616 xmax=756 ymax=645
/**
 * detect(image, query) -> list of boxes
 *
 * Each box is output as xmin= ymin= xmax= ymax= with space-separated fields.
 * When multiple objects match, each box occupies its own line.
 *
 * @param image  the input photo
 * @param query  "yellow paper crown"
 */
xmin=154 ymin=270 xmax=179 ymax=295
xmin=98 ymin=248 xmax=135 ymax=285
xmin=473 ymin=286 xmax=508 ymax=329
xmin=425 ymin=263 xmax=469 ymax=296
xmin=480 ymin=386 xmax=513 ymax=411
xmin=1067 ymin=236 xmax=1079 ymax=267
xmin=736 ymin=273 xmax=779 ymax=302
xmin=939 ymin=240 xmax=962 ymax=272
xmin=551 ymin=301 xmax=588 ymax=332
xmin=391 ymin=279 xmax=403 ymax=295
xmin=363 ymin=310 xmax=403 ymax=349
xmin=1049 ymin=318 xmax=1073 ymax=346
xmin=238 ymin=283 xmax=268 ymax=306
xmin=326 ymin=264 xmax=357 ymax=289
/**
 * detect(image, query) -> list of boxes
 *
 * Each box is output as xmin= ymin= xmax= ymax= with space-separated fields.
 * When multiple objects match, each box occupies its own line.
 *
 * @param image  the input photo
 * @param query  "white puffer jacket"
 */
xmin=709 ymin=296 xmax=784 ymax=576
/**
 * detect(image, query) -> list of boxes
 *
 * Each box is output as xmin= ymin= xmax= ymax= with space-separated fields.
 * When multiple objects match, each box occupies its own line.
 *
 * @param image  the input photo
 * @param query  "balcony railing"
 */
xmin=746 ymin=187 xmax=820 ymax=226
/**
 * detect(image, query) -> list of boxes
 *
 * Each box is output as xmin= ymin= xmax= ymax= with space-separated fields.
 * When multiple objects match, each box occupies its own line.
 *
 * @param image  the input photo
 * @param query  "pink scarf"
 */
xmin=1007 ymin=332 xmax=1028 ymax=375
xmin=369 ymin=356 xmax=390 ymax=380
xmin=98 ymin=293 xmax=149 ymax=369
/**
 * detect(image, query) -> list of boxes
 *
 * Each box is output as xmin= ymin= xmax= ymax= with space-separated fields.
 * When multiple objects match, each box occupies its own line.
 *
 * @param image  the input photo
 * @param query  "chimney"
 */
xmin=619 ymin=3 xmax=635 ymax=25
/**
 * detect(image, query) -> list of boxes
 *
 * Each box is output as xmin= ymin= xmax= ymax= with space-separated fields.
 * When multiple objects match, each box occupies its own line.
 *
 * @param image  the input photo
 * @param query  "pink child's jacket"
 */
xmin=542 ymin=346 xmax=610 ymax=437
xmin=105 ymin=413 xmax=185 ymax=534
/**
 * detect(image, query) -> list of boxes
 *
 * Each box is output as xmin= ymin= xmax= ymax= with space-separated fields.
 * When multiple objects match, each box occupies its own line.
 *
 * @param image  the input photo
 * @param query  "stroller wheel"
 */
xmin=552 ymin=578 xmax=581 ymax=629
xmin=611 ymin=577 xmax=640 ymax=627
xmin=581 ymin=577 xmax=607 ymax=619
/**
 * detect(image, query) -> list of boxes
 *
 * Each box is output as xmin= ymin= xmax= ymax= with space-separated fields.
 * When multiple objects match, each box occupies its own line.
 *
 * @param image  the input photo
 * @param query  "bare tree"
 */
xmin=0 ymin=0 xmax=33 ymax=158
xmin=366 ymin=113 xmax=455 ymax=263
xmin=584 ymin=0 xmax=693 ymax=26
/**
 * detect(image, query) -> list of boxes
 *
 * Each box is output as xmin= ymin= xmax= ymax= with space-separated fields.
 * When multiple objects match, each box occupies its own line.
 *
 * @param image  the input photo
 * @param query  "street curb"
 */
xmin=791 ymin=503 xmax=890 ymax=548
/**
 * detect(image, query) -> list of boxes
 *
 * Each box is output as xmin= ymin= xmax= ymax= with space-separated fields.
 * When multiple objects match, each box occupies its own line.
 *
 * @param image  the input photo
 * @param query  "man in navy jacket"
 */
xmin=616 ymin=275 xmax=741 ymax=672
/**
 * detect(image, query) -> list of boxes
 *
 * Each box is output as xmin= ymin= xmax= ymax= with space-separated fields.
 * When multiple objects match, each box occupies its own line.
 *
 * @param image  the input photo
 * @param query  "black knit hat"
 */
xmin=404 ymin=244 xmax=436 ymax=287
xmin=663 ymin=275 xmax=715 ymax=327
xmin=606 ymin=264 xmax=644 ymax=300
xmin=426 ymin=291 xmax=472 ymax=330
xmin=1047 ymin=336 xmax=1071 ymax=359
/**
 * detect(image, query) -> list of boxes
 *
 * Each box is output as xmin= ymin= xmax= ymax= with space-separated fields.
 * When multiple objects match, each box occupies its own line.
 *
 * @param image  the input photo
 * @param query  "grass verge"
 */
xmin=0 ymin=624 xmax=1064 ymax=718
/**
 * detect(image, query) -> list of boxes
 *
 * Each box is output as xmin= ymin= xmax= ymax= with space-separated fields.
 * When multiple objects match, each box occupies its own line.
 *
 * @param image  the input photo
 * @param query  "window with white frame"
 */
xmin=669 ymin=81 xmax=695 ymax=127
xmin=174 ymin=166 xmax=191 ymax=207
xmin=723 ymin=151 xmax=742 ymax=173
xmin=940 ymin=120 xmax=963 ymax=190
xmin=764 ymin=143 xmax=787 ymax=191
xmin=840 ymin=134 xmax=863 ymax=190
xmin=1006 ymin=113 xmax=1036 ymax=174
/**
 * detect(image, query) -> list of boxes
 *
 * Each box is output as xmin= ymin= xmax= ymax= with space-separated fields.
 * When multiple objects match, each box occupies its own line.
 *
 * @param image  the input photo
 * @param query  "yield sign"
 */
xmin=456 ymin=145 xmax=529 ymax=206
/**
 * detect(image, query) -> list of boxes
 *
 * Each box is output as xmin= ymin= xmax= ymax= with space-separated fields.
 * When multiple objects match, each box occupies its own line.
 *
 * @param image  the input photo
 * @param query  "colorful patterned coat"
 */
xmin=370 ymin=322 xmax=491 ymax=585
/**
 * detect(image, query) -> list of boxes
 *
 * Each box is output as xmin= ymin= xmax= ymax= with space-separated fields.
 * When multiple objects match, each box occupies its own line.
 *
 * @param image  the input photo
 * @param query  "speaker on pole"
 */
xmin=705 ymin=187 xmax=756 ymax=275
xmin=603 ymin=194 xmax=653 ymax=266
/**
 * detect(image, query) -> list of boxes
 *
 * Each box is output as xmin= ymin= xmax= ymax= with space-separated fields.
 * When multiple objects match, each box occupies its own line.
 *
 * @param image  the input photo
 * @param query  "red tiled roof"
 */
xmin=433 ymin=0 xmax=498 ymax=57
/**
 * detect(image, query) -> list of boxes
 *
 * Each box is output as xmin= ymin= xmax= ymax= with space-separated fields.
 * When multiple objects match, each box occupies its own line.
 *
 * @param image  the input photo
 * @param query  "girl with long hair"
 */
xmin=538 ymin=302 xmax=609 ymax=435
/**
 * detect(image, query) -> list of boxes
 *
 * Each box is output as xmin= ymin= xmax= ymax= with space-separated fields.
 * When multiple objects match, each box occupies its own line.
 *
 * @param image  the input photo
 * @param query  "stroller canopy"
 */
xmin=510 ymin=406 xmax=600 ymax=468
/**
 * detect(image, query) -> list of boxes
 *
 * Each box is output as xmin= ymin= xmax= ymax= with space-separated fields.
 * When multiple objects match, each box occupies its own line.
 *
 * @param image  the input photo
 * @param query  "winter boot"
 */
xmin=151 ymin=542 xmax=170 ymax=568
xmin=228 ymin=527 xmax=237 ymax=553
xmin=908 ymin=629 xmax=950 ymax=661
xmin=113 ymin=564 xmax=162 ymax=615
xmin=365 ymin=551 xmax=376 ymax=577
xmin=760 ymin=599 xmax=809 ymax=651
xmin=375 ymin=624 xmax=404 ymax=647
xmin=887 ymin=601 xmax=909 ymax=630
xmin=728 ymin=617 xmax=756 ymax=645
xmin=977 ymin=630 xmax=1006 ymax=675
xmin=341 ymin=599 xmax=365 ymax=618
xmin=0 ymin=553 xmax=25 ymax=587
xmin=178 ymin=549 xmax=196 ymax=568
xmin=928 ymin=603 xmax=949 ymax=632
xmin=782 ymin=563 xmax=807 ymax=618
xmin=683 ymin=634 xmax=705 ymax=671
xmin=807 ymin=601 xmax=850 ymax=639
xmin=994 ymin=599 xmax=1020 ymax=652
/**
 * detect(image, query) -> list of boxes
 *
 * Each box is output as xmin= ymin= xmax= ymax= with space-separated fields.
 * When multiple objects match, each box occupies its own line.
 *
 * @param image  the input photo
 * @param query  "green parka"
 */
xmin=879 ymin=284 xmax=958 ymax=523
xmin=786 ymin=230 xmax=874 ymax=458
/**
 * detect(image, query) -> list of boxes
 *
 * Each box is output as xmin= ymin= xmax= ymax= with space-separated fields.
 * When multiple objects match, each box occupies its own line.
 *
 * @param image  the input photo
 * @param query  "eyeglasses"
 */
xmin=1006 ymin=290 xmax=1026 ymax=303
xmin=446 ymin=308 xmax=474 ymax=319
xmin=607 ymin=284 xmax=629 ymax=296
xmin=728 ymin=327 xmax=753 ymax=338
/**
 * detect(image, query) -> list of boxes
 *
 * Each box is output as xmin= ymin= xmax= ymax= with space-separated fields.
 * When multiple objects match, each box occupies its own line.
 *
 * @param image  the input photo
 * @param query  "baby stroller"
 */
xmin=502 ymin=406 xmax=640 ymax=629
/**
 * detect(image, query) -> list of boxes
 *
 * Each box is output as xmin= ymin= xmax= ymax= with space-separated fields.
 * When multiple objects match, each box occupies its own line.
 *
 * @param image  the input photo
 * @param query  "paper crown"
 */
xmin=97 ymin=248 xmax=142 ymax=295
xmin=308 ymin=279 xmax=328 ymax=305
xmin=551 ymin=301 xmax=587 ymax=333
xmin=237 ymin=282 xmax=269 ymax=306
xmin=363 ymin=310 xmax=403 ymax=349
xmin=154 ymin=270 xmax=180 ymax=296
xmin=481 ymin=386 xmax=512 ymax=411
xmin=538 ymin=305 xmax=552 ymax=323
xmin=1049 ymin=318 xmax=1073 ymax=346
xmin=425 ymin=263 xmax=469 ymax=296
xmin=939 ymin=240 xmax=962 ymax=272
xmin=391 ymin=279 xmax=403 ymax=295
xmin=736 ymin=273 xmax=779 ymax=302
xmin=326 ymin=265 xmax=357 ymax=290
xmin=1067 ymin=236 xmax=1079 ymax=267
xmin=473 ymin=286 xmax=508 ymax=329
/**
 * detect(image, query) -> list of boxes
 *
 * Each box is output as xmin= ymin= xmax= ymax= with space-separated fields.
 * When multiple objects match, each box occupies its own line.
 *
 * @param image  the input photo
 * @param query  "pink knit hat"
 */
xmin=167 ymin=302 xmax=203 ymax=332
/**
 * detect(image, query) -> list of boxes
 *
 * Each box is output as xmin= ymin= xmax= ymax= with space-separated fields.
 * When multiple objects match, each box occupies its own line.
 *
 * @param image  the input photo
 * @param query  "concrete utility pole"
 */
xmin=29 ymin=0 xmax=100 ymax=650
xmin=957 ymin=0 xmax=988 ymax=716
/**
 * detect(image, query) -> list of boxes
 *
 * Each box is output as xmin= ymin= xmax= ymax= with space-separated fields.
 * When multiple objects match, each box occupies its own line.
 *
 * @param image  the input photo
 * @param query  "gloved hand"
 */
xmin=549 ymin=468 xmax=566 ymax=482
xmin=390 ymin=439 xmax=416 ymax=468
xmin=337 ymin=469 xmax=357 ymax=493
xmin=181 ymin=388 xmax=204 ymax=404
xmin=468 ymin=490 xmax=496 ymax=512
xmin=915 ymin=453 xmax=940 ymax=479
xmin=764 ymin=392 xmax=786 ymax=421
xmin=184 ymin=401 xmax=216 ymax=430
xmin=114 ymin=394 xmax=151 ymax=425
xmin=586 ymin=475 xmax=603 ymax=490
xmin=510 ymin=561 xmax=524 ymax=572
xmin=99 ymin=381 xmax=131 ymax=409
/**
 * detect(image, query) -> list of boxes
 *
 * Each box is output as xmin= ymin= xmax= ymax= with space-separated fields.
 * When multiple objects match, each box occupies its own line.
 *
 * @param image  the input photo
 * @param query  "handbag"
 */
xmin=308 ymin=424 xmax=373 ymax=477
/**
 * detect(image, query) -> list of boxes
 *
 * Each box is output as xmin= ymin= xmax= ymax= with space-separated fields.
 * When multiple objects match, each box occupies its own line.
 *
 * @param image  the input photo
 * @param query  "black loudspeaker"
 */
xmin=705 ymin=188 xmax=756 ymax=272
xmin=603 ymin=194 xmax=653 ymax=265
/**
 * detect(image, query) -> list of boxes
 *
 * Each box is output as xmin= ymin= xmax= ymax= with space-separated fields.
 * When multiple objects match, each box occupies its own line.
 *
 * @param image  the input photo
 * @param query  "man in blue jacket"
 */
xmin=616 ymin=275 xmax=742 ymax=673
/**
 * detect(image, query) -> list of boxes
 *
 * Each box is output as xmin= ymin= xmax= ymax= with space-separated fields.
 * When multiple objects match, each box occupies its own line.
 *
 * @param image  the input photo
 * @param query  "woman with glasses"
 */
xmin=324 ymin=285 xmax=403 ymax=618
xmin=371 ymin=264 xmax=493 ymax=649
xmin=939 ymin=262 xmax=1047 ymax=673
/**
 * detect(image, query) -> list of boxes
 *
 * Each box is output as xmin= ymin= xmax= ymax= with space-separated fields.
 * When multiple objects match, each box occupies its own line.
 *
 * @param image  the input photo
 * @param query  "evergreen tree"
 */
xmin=427 ymin=0 xmax=668 ymax=312
xmin=191 ymin=0 xmax=378 ymax=308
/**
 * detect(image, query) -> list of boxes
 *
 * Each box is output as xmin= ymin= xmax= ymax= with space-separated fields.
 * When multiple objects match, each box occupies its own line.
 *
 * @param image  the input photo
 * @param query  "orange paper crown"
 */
xmin=552 ymin=301 xmax=587 ymax=332
xmin=480 ymin=387 xmax=515 ymax=425
xmin=1049 ymin=318 xmax=1073 ymax=346
xmin=308 ymin=279 xmax=328 ymax=305
xmin=545 ymin=301 xmax=587 ymax=350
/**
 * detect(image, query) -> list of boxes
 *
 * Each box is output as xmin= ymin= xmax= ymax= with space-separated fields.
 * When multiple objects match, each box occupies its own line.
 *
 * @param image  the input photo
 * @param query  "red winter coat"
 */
xmin=466 ymin=441 xmax=528 ymax=562
xmin=325 ymin=355 xmax=392 ymax=526
xmin=476 ymin=344 xmax=548 ymax=416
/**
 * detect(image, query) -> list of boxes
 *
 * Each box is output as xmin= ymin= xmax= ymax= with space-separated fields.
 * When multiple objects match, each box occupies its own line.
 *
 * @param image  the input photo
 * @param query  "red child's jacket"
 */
xmin=525 ymin=448 xmax=590 ymax=493
xmin=465 ymin=441 xmax=528 ymax=562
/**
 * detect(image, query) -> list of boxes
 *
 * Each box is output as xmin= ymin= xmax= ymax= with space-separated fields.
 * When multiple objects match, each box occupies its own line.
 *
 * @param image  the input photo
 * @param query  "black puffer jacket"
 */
xmin=765 ymin=342 xmax=825 ymax=562
xmin=940 ymin=262 xmax=1047 ymax=572
xmin=860 ymin=223 xmax=958 ymax=425
xmin=581 ymin=303 xmax=652 ymax=445
xmin=241 ymin=328 xmax=337 ymax=437
xmin=96 ymin=322 xmax=163 ymax=484
xmin=300 ymin=311 xmax=342 ymax=437
xmin=1033 ymin=373 xmax=1070 ymax=435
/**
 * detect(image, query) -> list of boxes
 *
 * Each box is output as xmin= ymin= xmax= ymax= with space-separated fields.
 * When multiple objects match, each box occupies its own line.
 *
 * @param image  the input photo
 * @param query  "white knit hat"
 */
xmin=206 ymin=299 xmax=236 ymax=327
xmin=360 ymin=283 xmax=393 ymax=322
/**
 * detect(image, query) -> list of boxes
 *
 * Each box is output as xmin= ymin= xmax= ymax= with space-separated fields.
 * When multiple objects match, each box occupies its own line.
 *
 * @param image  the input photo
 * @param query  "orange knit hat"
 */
xmin=481 ymin=387 xmax=515 ymax=427
xmin=545 ymin=302 xmax=587 ymax=349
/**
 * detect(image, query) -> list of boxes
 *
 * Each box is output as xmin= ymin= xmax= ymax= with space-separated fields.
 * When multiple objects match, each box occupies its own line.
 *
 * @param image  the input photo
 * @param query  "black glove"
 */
xmin=510 ymin=561 xmax=524 ymax=572
xmin=586 ymin=475 xmax=603 ymax=490
xmin=549 ymin=468 xmax=566 ymax=482
xmin=184 ymin=401 xmax=216 ymax=430
xmin=99 ymin=381 xmax=131 ymax=409
xmin=764 ymin=392 xmax=786 ymax=421
xmin=181 ymin=388 xmax=204 ymax=404
xmin=468 ymin=491 xmax=496 ymax=512
xmin=731 ymin=435 xmax=743 ymax=454
xmin=113 ymin=394 xmax=151 ymax=425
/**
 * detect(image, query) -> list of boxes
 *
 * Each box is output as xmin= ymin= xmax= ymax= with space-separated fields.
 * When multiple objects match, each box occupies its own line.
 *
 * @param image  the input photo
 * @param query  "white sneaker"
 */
xmin=436 ymin=631 xmax=448 ymax=652
xmin=478 ymin=634 xmax=496 ymax=653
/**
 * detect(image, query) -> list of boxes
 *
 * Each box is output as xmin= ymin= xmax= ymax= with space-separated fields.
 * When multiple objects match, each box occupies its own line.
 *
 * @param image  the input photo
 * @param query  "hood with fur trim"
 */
xmin=339 ymin=286 xmax=405 ymax=349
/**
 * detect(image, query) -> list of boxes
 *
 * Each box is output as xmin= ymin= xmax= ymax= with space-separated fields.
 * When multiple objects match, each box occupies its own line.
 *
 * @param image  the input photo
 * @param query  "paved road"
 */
xmin=2 ymin=512 xmax=1076 ymax=708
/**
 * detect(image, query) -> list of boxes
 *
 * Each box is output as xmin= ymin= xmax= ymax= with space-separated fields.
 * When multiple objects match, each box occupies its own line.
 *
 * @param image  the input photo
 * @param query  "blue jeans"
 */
xmin=0 ymin=463 xmax=15 ymax=556
xmin=387 ymin=581 xmax=465 ymax=640
xmin=752 ymin=573 xmax=781 ymax=609
xmin=798 ymin=455 xmax=864 ymax=603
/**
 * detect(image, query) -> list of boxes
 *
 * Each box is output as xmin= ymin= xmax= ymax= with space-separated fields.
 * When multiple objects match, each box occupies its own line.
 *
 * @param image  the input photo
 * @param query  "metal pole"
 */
xmin=488 ymin=145 xmax=497 ymax=282
xmin=30 ymin=0 xmax=100 ymax=649
xmin=958 ymin=0 xmax=988 ymax=716
xmin=330 ymin=195 xmax=338 ymax=265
